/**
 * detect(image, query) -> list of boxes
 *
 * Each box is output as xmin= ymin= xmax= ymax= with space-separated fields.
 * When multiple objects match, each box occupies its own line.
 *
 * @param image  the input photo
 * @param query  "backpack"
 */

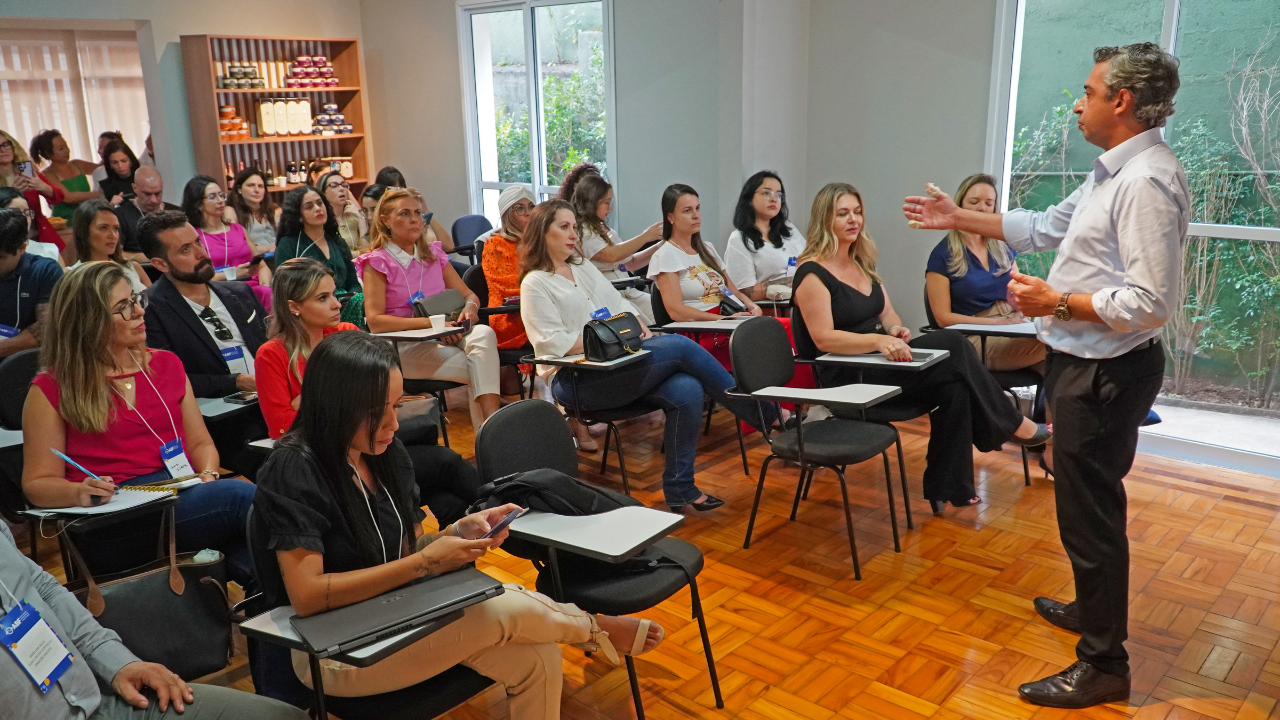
xmin=467 ymin=469 xmax=668 ymax=577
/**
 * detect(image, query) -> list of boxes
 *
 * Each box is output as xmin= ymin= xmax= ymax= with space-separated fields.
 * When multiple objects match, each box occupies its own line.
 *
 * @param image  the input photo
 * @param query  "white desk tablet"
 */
xmin=816 ymin=348 xmax=949 ymax=371
xmin=656 ymin=318 xmax=750 ymax=334
xmin=529 ymin=350 xmax=651 ymax=371
xmin=197 ymin=396 xmax=258 ymax=419
xmin=373 ymin=327 xmax=466 ymax=342
xmin=751 ymin=384 xmax=901 ymax=411
xmin=0 ymin=428 xmax=22 ymax=451
xmin=509 ymin=506 xmax=683 ymax=562
xmin=239 ymin=603 xmax=463 ymax=667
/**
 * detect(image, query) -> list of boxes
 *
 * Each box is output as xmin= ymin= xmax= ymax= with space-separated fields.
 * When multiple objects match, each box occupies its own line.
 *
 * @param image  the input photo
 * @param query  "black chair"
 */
xmin=237 ymin=506 xmax=495 ymax=719
xmin=922 ymin=289 xmax=1043 ymax=486
xmin=473 ymin=399 xmax=725 ymax=720
xmin=450 ymin=214 xmax=493 ymax=265
xmin=0 ymin=349 xmax=40 ymax=560
xmin=731 ymin=317 xmax=906 ymax=579
xmin=461 ymin=263 xmax=533 ymax=399
xmin=402 ymin=379 xmax=464 ymax=449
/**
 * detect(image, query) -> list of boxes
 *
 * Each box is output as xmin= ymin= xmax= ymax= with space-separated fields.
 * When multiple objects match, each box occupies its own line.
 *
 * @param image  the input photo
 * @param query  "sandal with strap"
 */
xmin=575 ymin=616 xmax=663 ymax=665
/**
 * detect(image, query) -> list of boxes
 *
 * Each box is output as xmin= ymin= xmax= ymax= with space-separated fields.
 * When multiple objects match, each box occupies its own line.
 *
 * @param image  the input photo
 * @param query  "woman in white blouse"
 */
xmin=569 ymin=172 xmax=662 ymax=323
xmin=724 ymin=171 xmax=806 ymax=301
xmin=520 ymin=199 xmax=774 ymax=513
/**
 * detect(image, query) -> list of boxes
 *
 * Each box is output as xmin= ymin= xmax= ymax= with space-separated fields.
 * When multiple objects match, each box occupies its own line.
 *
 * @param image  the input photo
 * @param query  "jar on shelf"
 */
xmin=258 ymin=100 xmax=276 ymax=137
xmin=299 ymin=98 xmax=313 ymax=134
xmin=321 ymin=102 xmax=339 ymax=114
xmin=340 ymin=160 xmax=354 ymax=179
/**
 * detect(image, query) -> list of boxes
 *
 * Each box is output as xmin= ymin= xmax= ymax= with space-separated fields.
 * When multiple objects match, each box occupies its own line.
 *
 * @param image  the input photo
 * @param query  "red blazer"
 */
xmin=26 ymin=171 xmax=66 ymax=250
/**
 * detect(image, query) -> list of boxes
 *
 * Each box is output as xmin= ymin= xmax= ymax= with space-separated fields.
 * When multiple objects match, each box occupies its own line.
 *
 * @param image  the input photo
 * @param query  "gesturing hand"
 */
xmin=1006 ymin=270 xmax=1059 ymax=318
xmin=903 ymin=183 xmax=958 ymax=230
xmin=111 ymin=661 xmax=194 ymax=712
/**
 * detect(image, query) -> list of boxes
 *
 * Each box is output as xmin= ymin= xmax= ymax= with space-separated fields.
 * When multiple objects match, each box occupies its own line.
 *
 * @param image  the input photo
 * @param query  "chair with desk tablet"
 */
xmin=234 ymin=506 xmax=497 ymax=718
xmin=462 ymin=263 xmax=534 ymax=399
xmin=730 ymin=317 xmax=908 ymax=578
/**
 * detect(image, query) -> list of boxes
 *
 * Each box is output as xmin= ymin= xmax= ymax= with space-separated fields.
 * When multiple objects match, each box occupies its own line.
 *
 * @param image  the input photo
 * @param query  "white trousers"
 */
xmin=398 ymin=324 xmax=501 ymax=429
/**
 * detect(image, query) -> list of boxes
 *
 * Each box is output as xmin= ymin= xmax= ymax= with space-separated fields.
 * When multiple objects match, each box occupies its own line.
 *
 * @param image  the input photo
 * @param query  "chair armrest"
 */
xmin=508 ymin=507 xmax=682 ymax=563
xmin=522 ymin=350 xmax=651 ymax=371
xmin=479 ymin=306 xmax=521 ymax=317
xmin=750 ymin=384 xmax=901 ymax=410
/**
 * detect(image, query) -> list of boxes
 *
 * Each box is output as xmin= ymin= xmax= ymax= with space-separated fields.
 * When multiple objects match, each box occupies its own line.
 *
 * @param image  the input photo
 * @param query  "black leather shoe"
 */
xmin=1014 ymin=423 xmax=1052 ymax=446
xmin=671 ymin=495 xmax=725 ymax=512
xmin=1034 ymin=597 xmax=1080 ymax=633
xmin=1018 ymin=661 xmax=1130 ymax=708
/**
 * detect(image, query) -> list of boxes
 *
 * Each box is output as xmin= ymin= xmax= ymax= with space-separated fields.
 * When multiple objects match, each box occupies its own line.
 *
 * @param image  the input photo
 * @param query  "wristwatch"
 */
xmin=1053 ymin=292 xmax=1073 ymax=321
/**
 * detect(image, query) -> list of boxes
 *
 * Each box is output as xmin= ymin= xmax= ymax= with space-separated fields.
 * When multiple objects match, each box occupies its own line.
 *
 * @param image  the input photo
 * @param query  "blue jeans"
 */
xmin=71 ymin=472 xmax=256 ymax=587
xmin=552 ymin=334 xmax=774 ymax=506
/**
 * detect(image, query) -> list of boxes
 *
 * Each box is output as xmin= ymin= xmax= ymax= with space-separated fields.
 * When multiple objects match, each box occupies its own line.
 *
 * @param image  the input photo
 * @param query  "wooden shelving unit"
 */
xmin=180 ymin=35 xmax=371 ymax=194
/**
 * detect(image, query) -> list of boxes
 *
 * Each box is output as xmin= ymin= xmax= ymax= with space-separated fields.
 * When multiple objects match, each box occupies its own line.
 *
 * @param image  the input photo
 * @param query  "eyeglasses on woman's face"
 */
xmin=205 ymin=191 xmax=227 ymax=202
xmin=0 ymin=141 xmax=12 ymax=152
xmin=112 ymin=292 xmax=148 ymax=321
xmin=756 ymin=189 xmax=785 ymax=202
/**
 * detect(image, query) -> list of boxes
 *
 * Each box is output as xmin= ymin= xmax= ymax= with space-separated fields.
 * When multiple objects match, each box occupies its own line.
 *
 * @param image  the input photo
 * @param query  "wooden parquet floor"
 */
xmin=18 ymin=388 xmax=1280 ymax=720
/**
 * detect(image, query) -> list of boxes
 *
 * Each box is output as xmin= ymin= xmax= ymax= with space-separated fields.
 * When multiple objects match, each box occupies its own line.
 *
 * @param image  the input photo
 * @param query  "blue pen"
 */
xmin=49 ymin=448 xmax=115 ymax=505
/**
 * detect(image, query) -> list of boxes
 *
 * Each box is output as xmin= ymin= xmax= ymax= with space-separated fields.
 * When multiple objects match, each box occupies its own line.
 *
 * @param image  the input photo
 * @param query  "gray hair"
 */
xmin=1094 ymin=42 xmax=1180 ymax=128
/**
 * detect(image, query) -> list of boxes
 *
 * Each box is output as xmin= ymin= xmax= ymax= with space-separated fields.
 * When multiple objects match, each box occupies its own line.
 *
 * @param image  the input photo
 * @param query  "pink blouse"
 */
xmin=198 ymin=224 xmax=252 ymax=273
xmin=354 ymin=242 xmax=449 ymax=318
xmin=33 ymin=350 xmax=190 ymax=483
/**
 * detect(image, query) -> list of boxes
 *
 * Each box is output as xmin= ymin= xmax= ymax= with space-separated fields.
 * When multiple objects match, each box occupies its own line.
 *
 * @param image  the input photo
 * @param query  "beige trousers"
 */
xmin=398 ymin=323 xmax=502 ymax=429
xmin=970 ymin=302 xmax=1047 ymax=372
xmin=292 ymin=585 xmax=594 ymax=720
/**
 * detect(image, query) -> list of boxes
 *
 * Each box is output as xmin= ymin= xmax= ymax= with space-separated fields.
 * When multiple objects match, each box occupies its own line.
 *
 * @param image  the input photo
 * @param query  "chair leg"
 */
xmin=25 ymin=520 xmax=37 ymax=562
xmin=703 ymin=397 xmax=714 ymax=436
xmin=599 ymin=422 xmax=613 ymax=473
xmin=743 ymin=454 xmax=777 ymax=549
xmin=882 ymin=452 xmax=901 ymax=553
xmin=833 ymin=467 xmax=862 ymax=580
xmin=735 ymin=420 xmax=749 ymax=476
xmin=1022 ymin=445 xmax=1031 ymax=486
xmin=615 ymin=426 xmax=632 ymax=497
xmin=625 ymin=656 xmax=645 ymax=720
xmin=801 ymin=466 xmax=816 ymax=500
xmin=689 ymin=577 xmax=724 ymax=709
xmin=895 ymin=433 xmax=913 ymax=530
xmin=435 ymin=392 xmax=451 ymax=449
xmin=789 ymin=466 xmax=809 ymax=521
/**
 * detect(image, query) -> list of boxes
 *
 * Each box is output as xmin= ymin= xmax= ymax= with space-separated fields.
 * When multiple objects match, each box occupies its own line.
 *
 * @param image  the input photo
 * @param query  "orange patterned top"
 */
xmin=481 ymin=231 xmax=528 ymax=349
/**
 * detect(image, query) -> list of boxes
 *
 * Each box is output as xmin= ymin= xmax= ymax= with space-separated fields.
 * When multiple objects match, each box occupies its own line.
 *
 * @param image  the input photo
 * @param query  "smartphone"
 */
xmin=122 ymin=191 xmax=137 ymax=201
xmin=225 ymin=391 xmax=258 ymax=404
xmin=481 ymin=507 xmax=525 ymax=539
xmin=457 ymin=317 xmax=474 ymax=333
xmin=16 ymin=161 xmax=34 ymax=178
xmin=248 ymin=253 xmax=267 ymax=266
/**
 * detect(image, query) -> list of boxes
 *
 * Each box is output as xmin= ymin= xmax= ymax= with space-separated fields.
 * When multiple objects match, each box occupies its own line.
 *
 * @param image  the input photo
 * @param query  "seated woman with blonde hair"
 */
xmin=924 ymin=173 xmax=1046 ymax=372
xmin=21 ymin=261 xmax=254 ymax=584
xmin=255 ymin=330 xmax=663 ymax=715
xmin=791 ymin=182 xmax=1049 ymax=513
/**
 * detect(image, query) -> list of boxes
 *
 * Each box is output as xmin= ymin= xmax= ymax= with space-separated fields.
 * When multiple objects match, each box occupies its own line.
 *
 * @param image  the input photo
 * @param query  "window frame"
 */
xmin=985 ymin=0 xmax=1279 ymax=244
xmin=456 ymin=0 xmax=618 ymax=219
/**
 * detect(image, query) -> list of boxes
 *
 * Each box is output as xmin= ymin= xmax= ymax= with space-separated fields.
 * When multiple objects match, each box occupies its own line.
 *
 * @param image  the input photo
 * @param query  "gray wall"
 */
xmin=1 ymin=1 xmax=365 ymax=201
xmin=806 ymin=0 xmax=997 ymax=329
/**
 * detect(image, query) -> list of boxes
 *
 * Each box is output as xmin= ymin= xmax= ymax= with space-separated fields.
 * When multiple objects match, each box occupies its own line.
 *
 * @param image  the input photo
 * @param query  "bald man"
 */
xmin=116 ymin=166 xmax=179 ymax=262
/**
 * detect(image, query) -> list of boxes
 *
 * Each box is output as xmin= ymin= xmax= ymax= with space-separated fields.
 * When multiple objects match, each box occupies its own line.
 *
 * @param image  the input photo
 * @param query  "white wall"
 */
xmin=2 ymin=1 xmax=365 ymax=202
xmin=805 ymin=0 xmax=997 ymax=329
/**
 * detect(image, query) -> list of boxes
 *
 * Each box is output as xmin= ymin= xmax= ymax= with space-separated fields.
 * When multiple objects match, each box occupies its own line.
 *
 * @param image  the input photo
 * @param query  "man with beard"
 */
xmin=139 ymin=210 xmax=268 ymax=477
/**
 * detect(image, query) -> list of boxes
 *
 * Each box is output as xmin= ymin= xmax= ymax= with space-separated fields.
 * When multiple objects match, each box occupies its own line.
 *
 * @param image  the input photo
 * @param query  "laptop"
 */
xmin=289 ymin=567 xmax=504 ymax=658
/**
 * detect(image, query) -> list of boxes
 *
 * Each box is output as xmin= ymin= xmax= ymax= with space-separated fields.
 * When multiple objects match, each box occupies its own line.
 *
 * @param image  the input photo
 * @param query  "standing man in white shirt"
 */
xmin=904 ymin=42 xmax=1187 ymax=709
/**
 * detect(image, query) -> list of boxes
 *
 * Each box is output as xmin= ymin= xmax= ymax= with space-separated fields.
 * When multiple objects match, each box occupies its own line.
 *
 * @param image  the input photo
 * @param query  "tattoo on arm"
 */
xmin=414 ymin=552 xmax=443 ymax=576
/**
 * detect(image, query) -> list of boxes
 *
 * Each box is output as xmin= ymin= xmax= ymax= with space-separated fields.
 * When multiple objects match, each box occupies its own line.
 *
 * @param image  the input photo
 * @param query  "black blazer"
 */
xmin=144 ymin=276 xmax=268 ymax=398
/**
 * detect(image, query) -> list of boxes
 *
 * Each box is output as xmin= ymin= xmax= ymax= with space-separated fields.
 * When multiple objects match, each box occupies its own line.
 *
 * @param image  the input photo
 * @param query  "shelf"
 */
xmin=216 ymin=87 xmax=361 ymax=94
xmin=223 ymin=133 xmax=364 ymax=146
xmin=266 ymin=177 xmax=368 ymax=193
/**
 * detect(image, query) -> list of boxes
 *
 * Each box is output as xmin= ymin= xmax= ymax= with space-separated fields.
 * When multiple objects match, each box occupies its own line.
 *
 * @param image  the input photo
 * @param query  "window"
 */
xmin=0 ymin=30 xmax=149 ymax=165
xmin=990 ymin=0 xmax=1280 ymax=411
xmin=460 ymin=0 xmax=614 ymax=224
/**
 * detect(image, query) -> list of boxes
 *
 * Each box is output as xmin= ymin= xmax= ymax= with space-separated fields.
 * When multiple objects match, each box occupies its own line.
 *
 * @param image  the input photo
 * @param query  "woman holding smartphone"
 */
xmin=0 ymin=128 xmax=68 ymax=257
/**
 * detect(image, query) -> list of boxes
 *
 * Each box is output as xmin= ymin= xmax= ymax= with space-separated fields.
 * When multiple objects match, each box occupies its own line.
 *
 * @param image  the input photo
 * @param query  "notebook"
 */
xmin=23 ymin=487 xmax=173 ymax=517
xmin=289 ymin=567 xmax=503 ymax=657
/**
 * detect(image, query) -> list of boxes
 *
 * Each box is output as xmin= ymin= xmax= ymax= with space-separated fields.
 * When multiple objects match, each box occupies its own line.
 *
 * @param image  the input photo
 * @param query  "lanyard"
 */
xmin=0 ymin=574 xmax=18 ymax=613
xmin=199 ymin=228 xmax=232 ymax=269
xmin=13 ymin=275 xmax=20 ymax=327
xmin=298 ymin=232 xmax=326 ymax=261
xmin=386 ymin=248 xmax=424 ymax=301
xmin=111 ymin=352 xmax=181 ymax=448
xmin=350 ymin=462 xmax=403 ymax=565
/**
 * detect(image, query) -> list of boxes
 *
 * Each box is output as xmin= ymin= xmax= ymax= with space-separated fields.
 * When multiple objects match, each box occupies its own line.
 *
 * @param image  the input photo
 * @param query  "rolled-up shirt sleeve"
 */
xmin=1002 ymin=182 xmax=1085 ymax=254
xmin=1090 ymin=175 xmax=1184 ymax=333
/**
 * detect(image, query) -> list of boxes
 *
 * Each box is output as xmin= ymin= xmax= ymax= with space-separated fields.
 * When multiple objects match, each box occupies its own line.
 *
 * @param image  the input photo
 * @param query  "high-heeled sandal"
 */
xmin=1038 ymin=456 xmax=1054 ymax=479
xmin=576 ymin=616 xmax=663 ymax=665
xmin=929 ymin=496 xmax=982 ymax=514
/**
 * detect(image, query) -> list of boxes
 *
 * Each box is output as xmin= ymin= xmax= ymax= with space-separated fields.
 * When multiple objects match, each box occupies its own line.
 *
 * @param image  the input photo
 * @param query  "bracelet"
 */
xmin=198 ymin=470 xmax=219 ymax=479
xmin=464 ymin=299 xmax=479 ymax=308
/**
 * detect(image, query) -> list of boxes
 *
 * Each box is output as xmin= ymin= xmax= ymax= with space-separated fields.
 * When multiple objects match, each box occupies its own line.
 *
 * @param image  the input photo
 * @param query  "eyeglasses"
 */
xmin=14 ymin=209 xmax=34 ymax=221
xmin=756 ymin=190 xmax=785 ymax=202
xmin=112 ymin=292 xmax=148 ymax=321
xmin=326 ymin=180 xmax=350 ymax=190
xmin=198 ymin=305 xmax=234 ymax=342
xmin=0 ymin=141 xmax=12 ymax=152
xmin=392 ymin=395 xmax=427 ymax=411
xmin=204 ymin=191 xmax=227 ymax=202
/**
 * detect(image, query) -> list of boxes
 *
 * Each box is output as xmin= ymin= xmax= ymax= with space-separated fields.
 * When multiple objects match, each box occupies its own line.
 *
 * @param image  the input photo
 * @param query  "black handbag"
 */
xmin=582 ymin=312 xmax=644 ymax=362
xmin=412 ymin=288 xmax=467 ymax=322
xmin=67 ymin=508 xmax=232 ymax=680
xmin=718 ymin=290 xmax=748 ymax=316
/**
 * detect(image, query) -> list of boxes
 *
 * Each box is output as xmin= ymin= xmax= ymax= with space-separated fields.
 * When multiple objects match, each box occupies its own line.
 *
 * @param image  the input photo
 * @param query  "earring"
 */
xmin=292 ymin=311 xmax=300 ymax=317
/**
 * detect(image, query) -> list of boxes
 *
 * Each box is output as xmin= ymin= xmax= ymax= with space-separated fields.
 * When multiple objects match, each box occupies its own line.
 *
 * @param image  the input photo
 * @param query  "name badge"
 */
xmin=160 ymin=439 xmax=195 ymax=479
xmin=787 ymin=257 xmax=797 ymax=276
xmin=408 ymin=290 xmax=426 ymax=307
xmin=0 ymin=324 xmax=18 ymax=339
xmin=591 ymin=307 xmax=610 ymax=320
xmin=220 ymin=345 xmax=251 ymax=375
xmin=2 ymin=601 xmax=74 ymax=694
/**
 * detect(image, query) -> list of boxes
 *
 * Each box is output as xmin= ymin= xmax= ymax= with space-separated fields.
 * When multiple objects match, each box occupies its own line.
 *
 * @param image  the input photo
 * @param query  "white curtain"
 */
xmin=0 ymin=29 xmax=148 ymax=165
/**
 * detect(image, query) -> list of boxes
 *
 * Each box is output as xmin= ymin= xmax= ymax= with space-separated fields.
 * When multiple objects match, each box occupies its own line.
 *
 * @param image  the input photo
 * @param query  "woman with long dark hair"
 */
xmin=226 ymin=166 xmax=280 ymax=254
xmin=273 ymin=185 xmax=361 ymax=305
xmin=570 ymin=172 xmax=662 ymax=324
xmin=520 ymin=199 xmax=776 ymax=512
xmin=181 ymin=175 xmax=272 ymax=308
xmin=724 ymin=170 xmax=806 ymax=301
xmin=68 ymin=199 xmax=150 ymax=291
xmin=254 ymin=331 xmax=663 ymax=709
xmin=96 ymin=138 xmax=140 ymax=206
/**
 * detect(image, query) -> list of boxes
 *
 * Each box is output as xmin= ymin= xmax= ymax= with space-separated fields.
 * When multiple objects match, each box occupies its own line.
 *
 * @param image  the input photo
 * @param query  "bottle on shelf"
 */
xmin=264 ymin=163 xmax=274 ymax=185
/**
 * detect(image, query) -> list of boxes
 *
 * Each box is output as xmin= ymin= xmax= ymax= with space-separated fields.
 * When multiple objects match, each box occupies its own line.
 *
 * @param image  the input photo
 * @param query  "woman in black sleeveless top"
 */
xmin=792 ymin=183 xmax=1050 ymax=511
